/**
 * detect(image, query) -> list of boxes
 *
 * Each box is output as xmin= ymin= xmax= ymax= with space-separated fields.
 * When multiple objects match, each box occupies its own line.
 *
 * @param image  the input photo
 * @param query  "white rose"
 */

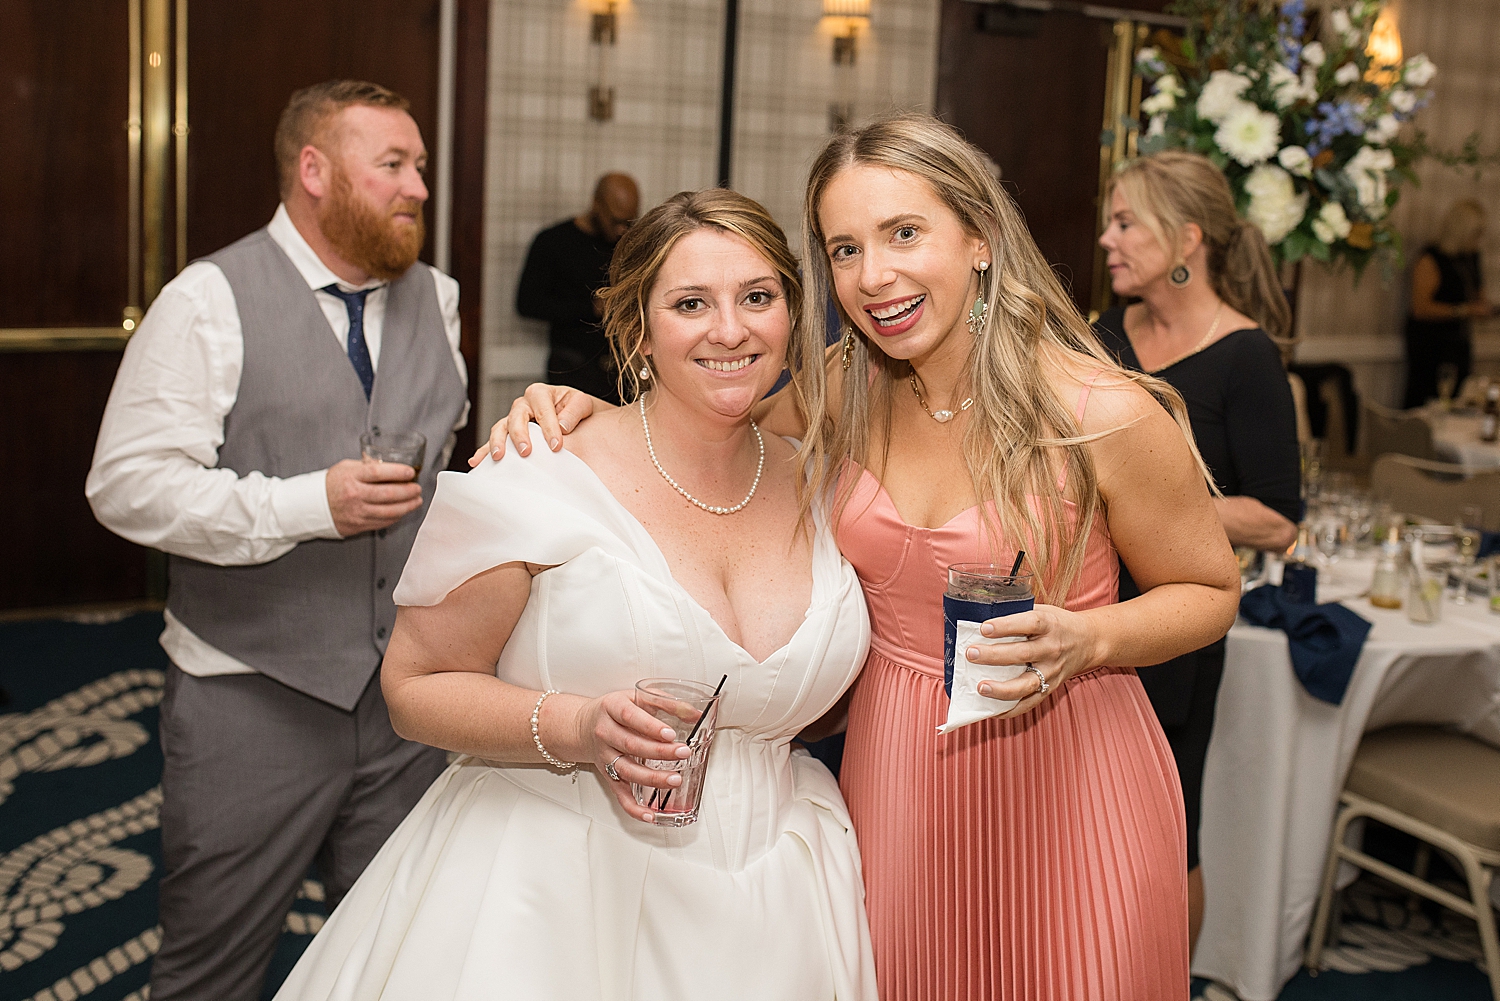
xmin=1311 ymin=200 xmax=1353 ymax=243
xmin=1268 ymin=63 xmax=1303 ymax=109
xmin=1366 ymin=113 xmax=1400 ymax=144
xmin=1215 ymin=103 xmax=1283 ymax=166
xmin=1197 ymin=70 xmax=1253 ymax=123
xmin=1302 ymin=42 xmax=1326 ymax=68
xmin=1141 ymin=91 xmax=1176 ymax=115
xmin=1334 ymin=62 xmax=1361 ymax=85
xmin=1390 ymin=88 xmax=1418 ymax=114
xmin=1135 ymin=46 xmax=1159 ymax=66
xmin=1157 ymin=75 xmax=1186 ymax=98
xmin=1345 ymin=144 xmax=1396 ymax=219
xmin=1404 ymin=54 xmax=1437 ymax=87
xmin=1148 ymin=114 xmax=1167 ymax=137
xmin=1329 ymin=9 xmax=1352 ymax=33
xmin=1244 ymin=164 xmax=1309 ymax=244
xmin=1278 ymin=145 xmax=1314 ymax=177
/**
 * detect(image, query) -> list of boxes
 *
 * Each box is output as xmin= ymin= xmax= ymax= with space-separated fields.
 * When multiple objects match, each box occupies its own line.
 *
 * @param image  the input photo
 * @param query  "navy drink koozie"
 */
xmin=1281 ymin=561 xmax=1317 ymax=604
xmin=943 ymin=595 xmax=1035 ymax=697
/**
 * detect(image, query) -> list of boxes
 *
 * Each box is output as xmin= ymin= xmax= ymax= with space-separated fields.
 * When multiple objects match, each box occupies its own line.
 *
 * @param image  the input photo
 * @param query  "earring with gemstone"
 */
xmin=1169 ymin=262 xmax=1191 ymax=288
xmin=840 ymin=328 xmax=857 ymax=370
xmin=967 ymin=262 xmax=990 ymax=335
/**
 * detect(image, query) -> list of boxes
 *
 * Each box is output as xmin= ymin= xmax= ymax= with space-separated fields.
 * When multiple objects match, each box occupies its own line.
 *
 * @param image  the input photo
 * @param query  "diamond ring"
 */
xmin=604 ymin=753 xmax=624 ymax=782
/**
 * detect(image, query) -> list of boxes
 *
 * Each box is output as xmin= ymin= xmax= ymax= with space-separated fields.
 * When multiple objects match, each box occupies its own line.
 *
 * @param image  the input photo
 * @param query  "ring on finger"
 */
xmin=1023 ymin=664 xmax=1049 ymax=696
xmin=604 ymin=753 xmax=624 ymax=782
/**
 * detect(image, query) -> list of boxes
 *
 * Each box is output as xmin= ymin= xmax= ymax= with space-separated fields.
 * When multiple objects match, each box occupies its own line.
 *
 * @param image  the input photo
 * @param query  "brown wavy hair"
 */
xmin=798 ymin=114 xmax=1209 ymax=604
xmin=600 ymin=189 xmax=812 ymax=426
xmin=1109 ymin=150 xmax=1293 ymax=345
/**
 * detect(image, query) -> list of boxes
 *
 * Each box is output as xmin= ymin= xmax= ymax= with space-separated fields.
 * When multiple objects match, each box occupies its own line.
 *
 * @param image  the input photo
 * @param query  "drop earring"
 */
xmin=967 ymin=261 xmax=990 ymax=335
xmin=840 ymin=328 xmax=856 ymax=371
xmin=1169 ymin=262 xmax=1191 ymax=289
xmin=638 ymin=361 xmax=651 ymax=380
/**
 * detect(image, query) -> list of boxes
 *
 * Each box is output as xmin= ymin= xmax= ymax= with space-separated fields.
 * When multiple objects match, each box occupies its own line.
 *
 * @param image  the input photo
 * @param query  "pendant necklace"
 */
xmin=909 ymin=372 xmax=974 ymax=423
xmin=640 ymin=395 xmax=764 ymax=515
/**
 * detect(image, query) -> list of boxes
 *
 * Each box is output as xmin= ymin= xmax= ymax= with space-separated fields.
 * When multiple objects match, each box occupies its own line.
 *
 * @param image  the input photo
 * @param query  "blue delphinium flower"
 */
xmin=1279 ymin=0 xmax=1308 ymax=73
xmin=1305 ymin=100 xmax=1366 ymax=154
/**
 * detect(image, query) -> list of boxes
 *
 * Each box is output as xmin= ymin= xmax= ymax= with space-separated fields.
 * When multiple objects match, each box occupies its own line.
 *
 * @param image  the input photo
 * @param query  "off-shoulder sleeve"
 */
xmin=393 ymin=425 xmax=643 ymax=607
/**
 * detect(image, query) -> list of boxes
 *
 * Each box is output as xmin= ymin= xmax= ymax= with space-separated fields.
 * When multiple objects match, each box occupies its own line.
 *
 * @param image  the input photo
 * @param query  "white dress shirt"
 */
xmin=87 ymin=205 xmax=468 ymax=677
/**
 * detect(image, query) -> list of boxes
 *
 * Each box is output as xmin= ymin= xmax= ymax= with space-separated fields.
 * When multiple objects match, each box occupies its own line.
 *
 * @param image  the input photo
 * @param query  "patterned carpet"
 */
xmin=2 ymin=611 xmax=1494 ymax=1000
xmin=1 ymin=611 xmax=321 ymax=1001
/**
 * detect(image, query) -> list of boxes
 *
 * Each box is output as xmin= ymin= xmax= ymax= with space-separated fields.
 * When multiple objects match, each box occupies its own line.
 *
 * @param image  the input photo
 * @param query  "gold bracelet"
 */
xmin=530 ymin=690 xmax=576 ymax=771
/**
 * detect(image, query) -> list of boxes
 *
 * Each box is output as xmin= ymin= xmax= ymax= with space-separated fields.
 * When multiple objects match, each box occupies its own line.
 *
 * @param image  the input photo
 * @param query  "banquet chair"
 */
xmin=1362 ymin=400 xmax=1438 ymax=464
xmin=1369 ymin=454 xmax=1500 ymax=531
xmin=1305 ymin=726 xmax=1500 ymax=1001
xmin=1288 ymin=372 xmax=1313 ymax=446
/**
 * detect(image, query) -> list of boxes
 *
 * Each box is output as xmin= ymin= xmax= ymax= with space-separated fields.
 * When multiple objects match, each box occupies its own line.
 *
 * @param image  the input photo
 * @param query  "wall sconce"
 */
xmin=823 ymin=0 xmax=870 ymax=66
xmin=589 ymin=1 xmax=617 ymax=121
xmin=1365 ymin=8 xmax=1402 ymax=86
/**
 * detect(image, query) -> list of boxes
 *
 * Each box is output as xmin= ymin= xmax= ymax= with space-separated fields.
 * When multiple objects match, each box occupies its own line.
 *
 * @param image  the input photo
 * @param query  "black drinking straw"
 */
xmin=1007 ymin=550 xmax=1026 ymax=581
xmin=653 ymin=674 xmax=728 ymax=812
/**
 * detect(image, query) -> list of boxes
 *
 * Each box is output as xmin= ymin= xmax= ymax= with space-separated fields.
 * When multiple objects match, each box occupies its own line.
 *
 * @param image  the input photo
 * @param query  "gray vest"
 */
xmin=168 ymin=229 xmax=467 ymax=710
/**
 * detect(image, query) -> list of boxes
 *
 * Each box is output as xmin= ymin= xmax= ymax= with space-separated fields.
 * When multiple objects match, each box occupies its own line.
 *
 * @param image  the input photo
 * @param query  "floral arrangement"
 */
xmin=1133 ymin=0 xmax=1440 ymax=276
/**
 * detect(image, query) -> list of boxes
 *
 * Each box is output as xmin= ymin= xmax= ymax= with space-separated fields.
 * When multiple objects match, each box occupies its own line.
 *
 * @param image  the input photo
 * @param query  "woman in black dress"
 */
xmin=1096 ymin=150 xmax=1302 ymax=953
xmin=1403 ymin=199 xmax=1496 ymax=408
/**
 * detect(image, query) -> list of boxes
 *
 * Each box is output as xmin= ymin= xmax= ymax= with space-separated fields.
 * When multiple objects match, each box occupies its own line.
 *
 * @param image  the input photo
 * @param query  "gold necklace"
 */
xmin=1146 ymin=302 xmax=1224 ymax=374
xmin=908 ymin=372 xmax=973 ymax=423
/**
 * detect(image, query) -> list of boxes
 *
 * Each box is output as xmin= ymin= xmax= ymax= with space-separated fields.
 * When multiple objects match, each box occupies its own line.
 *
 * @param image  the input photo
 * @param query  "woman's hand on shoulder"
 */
xmin=561 ymin=691 xmax=693 ymax=824
xmin=468 ymin=384 xmax=613 ymax=466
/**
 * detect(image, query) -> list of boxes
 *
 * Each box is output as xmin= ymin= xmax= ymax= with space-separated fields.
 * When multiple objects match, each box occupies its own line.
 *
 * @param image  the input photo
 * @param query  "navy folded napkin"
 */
xmin=1478 ymin=530 xmax=1500 ymax=560
xmin=1239 ymin=585 xmax=1373 ymax=705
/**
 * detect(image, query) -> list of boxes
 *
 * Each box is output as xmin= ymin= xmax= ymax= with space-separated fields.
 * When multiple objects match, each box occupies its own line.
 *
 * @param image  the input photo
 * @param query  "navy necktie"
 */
xmin=322 ymin=284 xmax=375 ymax=399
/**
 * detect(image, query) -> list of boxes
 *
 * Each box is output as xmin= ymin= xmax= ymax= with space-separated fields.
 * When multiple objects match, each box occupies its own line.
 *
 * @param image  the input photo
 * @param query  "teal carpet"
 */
xmin=1 ymin=612 xmax=320 ymax=1001
xmin=2 ymin=611 xmax=1493 ymax=1000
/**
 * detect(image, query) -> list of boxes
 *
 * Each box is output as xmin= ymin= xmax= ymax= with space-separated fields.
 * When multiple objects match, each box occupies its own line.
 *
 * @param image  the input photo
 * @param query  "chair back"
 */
xmin=1362 ymin=401 xmax=1438 ymax=463
xmin=1369 ymin=454 xmax=1500 ymax=530
xmin=1288 ymin=372 xmax=1313 ymax=446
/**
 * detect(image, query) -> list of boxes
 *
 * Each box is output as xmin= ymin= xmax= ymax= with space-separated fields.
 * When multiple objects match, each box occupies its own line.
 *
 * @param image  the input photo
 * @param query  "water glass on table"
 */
xmin=1407 ymin=526 xmax=1454 ymax=624
xmin=631 ymin=678 xmax=723 ymax=827
xmin=1451 ymin=505 xmax=1483 ymax=605
xmin=360 ymin=429 xmax=427 ymax=475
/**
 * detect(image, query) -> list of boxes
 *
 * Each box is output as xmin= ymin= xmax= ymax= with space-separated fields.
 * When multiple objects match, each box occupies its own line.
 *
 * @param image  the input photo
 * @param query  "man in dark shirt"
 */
xmin=516 ymin=172 xmax=640 ymax=403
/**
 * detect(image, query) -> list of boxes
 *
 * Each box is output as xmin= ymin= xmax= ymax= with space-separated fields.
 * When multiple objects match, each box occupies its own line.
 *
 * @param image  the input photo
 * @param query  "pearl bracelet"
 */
xmin=530 ymin=690 xmax=575 ymax=772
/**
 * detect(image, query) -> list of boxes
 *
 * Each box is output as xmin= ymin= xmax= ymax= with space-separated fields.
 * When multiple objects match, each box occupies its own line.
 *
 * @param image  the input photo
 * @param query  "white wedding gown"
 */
xmin=274 ymin=427 xmax=876 ymax=1001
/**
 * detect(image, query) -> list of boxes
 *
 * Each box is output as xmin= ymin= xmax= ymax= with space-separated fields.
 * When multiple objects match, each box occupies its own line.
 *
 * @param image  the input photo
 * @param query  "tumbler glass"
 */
xmin=631 ymin=678 xmax=722 ymax=827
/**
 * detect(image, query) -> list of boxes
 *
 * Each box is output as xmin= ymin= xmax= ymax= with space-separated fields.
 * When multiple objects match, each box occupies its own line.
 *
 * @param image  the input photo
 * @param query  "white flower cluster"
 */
xmin=1311 ymin=202 xmax=1352 ymax=243
xmin=1243 ymin=164 xmax=1307 ymax=244
xmin=1344 ymin=145 xmax=1396 ymax=219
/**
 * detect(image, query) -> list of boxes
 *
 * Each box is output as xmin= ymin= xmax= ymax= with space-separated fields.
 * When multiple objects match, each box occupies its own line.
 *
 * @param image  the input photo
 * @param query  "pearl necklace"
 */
xmin=908 ymin=372 xmax=973 ymax=423
xmin=639 ymin=395 xmax=765 ymax=515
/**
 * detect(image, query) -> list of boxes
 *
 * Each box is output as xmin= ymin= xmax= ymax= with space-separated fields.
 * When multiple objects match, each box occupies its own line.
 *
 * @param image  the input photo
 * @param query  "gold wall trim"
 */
xmin=1090 ymin=19 xmax=1145 ymax=319
xmin=174 ymin=0 xmax=189 ymax=272
xmin=127 ymin=0 xmax=143 ymax=320
xmin=0 ymin=329 xmax=135 ymax=353
xmin=143 ymin=0 xmax=170 ymax=304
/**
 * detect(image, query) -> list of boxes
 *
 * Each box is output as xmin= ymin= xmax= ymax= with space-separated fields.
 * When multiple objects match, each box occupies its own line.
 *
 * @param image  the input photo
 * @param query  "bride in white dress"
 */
xmin=274 ymin=189 xmax=876 ymax=1001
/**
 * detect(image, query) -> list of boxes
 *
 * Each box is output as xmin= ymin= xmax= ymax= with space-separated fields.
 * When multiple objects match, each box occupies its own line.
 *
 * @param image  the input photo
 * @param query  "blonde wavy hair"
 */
xmin=1436 ymin=198 xmax=1487 ymax=256
xmin=798 ymin=114 xmax=1206 ymax=604
xmin=601 ymin=189 xmax=813 ymax=424
xmin=1109 ymin=150 xmax=1293 ymax=345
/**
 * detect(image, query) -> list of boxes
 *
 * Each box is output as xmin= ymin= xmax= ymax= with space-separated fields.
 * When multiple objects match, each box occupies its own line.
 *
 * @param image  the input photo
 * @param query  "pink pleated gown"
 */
xmin=835 ymin=386 xmax=1191 ymax=1001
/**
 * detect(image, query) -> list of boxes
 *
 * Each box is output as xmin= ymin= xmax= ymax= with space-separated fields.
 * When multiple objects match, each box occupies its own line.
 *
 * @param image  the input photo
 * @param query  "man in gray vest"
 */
xmin=86 ymin=80 xmax=467 ymax=1000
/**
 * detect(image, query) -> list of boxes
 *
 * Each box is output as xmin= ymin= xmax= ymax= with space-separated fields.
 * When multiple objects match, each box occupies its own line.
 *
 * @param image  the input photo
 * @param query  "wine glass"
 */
xmin=1452 ymin=505 xmax=1484 ymax=604
xmin=1437 ymin=363 xmax=1460 ymax=410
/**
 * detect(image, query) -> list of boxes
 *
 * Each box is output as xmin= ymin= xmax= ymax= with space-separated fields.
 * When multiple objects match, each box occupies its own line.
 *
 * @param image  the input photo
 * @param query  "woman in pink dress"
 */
xmin=488 ymin=115 xmax=1240 ymax=999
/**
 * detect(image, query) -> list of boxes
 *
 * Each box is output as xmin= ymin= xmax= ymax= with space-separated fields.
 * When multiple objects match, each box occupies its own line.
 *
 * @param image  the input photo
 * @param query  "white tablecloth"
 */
xmin=1192 ymin=557 xmax=1500 ymax=1000
xmin=1428 ymin=410 xmax=1500 ymax=468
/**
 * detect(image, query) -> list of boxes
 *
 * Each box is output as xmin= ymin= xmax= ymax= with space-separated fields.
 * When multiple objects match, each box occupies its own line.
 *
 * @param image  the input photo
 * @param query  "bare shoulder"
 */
xmin=1039 ymin=344 xmax=1162 ymax=438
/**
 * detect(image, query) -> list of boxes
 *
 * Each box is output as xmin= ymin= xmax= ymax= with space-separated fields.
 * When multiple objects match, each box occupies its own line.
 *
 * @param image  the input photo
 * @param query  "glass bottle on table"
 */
xmin=1369 ymin=521 xmax=1403 ymax=610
